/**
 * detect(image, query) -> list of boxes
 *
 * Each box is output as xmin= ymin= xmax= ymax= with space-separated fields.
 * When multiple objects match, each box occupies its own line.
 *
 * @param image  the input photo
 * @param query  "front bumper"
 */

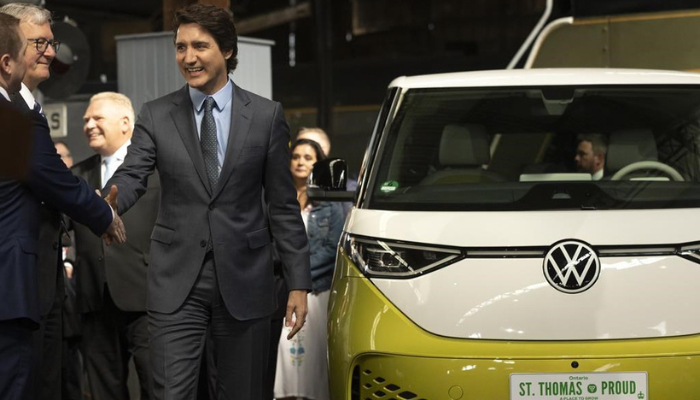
xmin=328 ymin=253 xmax=700 ymax=399
xmin=350 ymin=354 xmax=700 ymax=399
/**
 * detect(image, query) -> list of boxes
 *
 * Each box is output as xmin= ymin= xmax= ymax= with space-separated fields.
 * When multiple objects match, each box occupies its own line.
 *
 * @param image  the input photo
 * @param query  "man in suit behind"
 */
xmin=105 ymin=4 xmax=311 ymax=399
xmin=72 ymin=92 xmax=158 ymax=400
xmin=0 ymin=4 xmax=69 ymax=398
xmin=0 ymin=13 xmax=125 ymax=400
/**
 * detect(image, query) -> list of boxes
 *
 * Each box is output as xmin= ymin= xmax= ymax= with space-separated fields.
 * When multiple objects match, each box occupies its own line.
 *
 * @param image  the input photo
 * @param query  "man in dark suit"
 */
xmin=1 ymin=4 xmax=70 ymax=398
xmin=72 ymin=92 xmax=157 ymax=400
xmin=0 ymin=17 xmax=33 ymax=400
xmin=0 ymin=13 xmax=125 ymax=400
xmin=105 ymin=4 xmax=311 ymax=400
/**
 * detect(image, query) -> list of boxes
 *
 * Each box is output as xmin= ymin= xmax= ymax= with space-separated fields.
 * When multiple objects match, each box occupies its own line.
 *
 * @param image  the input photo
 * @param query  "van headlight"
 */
xmin=341 ymin=233 xmax=464 ymax=278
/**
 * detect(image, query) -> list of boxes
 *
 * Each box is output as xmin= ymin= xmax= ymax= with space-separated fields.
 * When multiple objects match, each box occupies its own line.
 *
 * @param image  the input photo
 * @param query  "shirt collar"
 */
xmin=101 ymin=139 xmax=131 ymax=164
xmin=18 ymin=83 xmax=37 ymax=109
xmin=189 ymin=79 xmax=233 ymax=113
xmin=0 ymin=86 xmax=9 ymax=101
xmin=592 ymin=168 xmax=604 ymax=181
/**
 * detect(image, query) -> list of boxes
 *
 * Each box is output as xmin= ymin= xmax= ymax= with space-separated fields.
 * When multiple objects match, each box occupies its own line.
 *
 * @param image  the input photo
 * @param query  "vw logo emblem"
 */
xmin=543 ymin=240 xmax=601 ymax=294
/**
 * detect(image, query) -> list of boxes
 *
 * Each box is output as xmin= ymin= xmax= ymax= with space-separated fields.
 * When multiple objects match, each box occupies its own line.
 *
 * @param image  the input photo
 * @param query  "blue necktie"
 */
xmin=33 ymin=101 xmax=45 ymax=118
xmin=200 ymin=97 xmax=219 ymax=191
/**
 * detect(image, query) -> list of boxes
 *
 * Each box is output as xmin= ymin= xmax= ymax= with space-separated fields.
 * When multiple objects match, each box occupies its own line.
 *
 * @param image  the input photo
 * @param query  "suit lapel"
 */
xmin=170 ymin=86 xmax=212 ymax=196
xmin=9 ymin=92 xmax=30 ymax=112
xmin=86 ymin=155 xmax=102 ymax=191
xmin=213 ymin=84 xmax=254 ymax=199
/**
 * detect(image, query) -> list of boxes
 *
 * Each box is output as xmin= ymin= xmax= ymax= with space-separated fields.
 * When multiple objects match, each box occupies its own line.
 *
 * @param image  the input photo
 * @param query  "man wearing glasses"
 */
xmin=0 ymin=4 xmax=63 ymax=400
xmin=0 ymin=3 xmax=58 ymax=113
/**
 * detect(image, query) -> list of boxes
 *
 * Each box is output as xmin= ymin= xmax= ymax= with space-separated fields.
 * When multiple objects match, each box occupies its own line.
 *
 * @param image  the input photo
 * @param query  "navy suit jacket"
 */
xmin=0 ymin=96 xmax=112 ymax=325
xmin=10 ymin=92 xmax=65 ymax=316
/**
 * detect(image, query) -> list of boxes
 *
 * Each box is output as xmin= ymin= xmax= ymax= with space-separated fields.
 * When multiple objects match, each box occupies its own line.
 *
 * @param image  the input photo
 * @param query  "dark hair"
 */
xmin=173 ymin=4 xmax=238 ymax=72
xmin=291 ymin=138 xmax=327 ymax=162
xmin=0 ymin=13 xmax=22 ymax=61
xmin=577 ymin=133 xmax=608 ymax=156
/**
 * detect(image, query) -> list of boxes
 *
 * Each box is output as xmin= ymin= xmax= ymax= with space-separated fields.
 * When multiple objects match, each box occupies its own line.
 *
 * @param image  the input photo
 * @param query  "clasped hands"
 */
xmin=99 ymin=185 xmax=126 ymax=245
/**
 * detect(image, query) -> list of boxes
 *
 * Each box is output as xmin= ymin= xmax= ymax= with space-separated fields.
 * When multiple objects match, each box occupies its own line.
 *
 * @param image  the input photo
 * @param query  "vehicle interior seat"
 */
xmin=606 ymin=129 xmax=658 ymax=178
xmin=420 ymin=123 xmax=503 ymax=185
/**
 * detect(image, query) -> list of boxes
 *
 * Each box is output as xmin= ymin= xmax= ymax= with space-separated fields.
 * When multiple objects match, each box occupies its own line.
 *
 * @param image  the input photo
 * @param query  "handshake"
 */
xmin=100 ymin=185 xmax=127 ymax=245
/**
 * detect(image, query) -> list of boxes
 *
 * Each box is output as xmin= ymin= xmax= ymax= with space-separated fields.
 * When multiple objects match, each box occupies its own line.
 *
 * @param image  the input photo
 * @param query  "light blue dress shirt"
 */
xmin=189 ymin=79 xmax=233 ymax=169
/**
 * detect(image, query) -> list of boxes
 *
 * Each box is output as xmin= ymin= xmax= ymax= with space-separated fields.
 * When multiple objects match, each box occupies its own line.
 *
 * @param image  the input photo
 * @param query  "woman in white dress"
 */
xmin=274 ymin=139 xmax=344 ymax=400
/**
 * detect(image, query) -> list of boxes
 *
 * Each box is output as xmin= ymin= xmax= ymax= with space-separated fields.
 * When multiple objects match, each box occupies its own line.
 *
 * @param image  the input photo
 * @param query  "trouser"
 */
xmin=0 ymin=319 xmax=34 ymax=400
xmin=61 ymin=337 xmax=82 ymax=400
xmin=202 ymin=296 xmax=286 ymax=400
xmin=28 ymin=280 xmax=63 ymax=400
xmin=149 ymin=253 xmax=271 ymax=400
xmin=263 ymin=272 xmax=287 ymax=400
xmin=82 ymin=287 xmax=152 ymax=400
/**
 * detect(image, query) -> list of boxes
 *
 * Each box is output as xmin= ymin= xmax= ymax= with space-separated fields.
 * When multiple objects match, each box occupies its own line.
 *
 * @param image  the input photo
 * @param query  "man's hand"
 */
xmin=100 ymin=185 xmax=126 ymax=245
xmin=285 ymin=289 xmax=308 ymax=339
xmin=104 ymin=184 xmax=119 ymax=213
xmin=102 ymin=213 xmax=126 ymax=245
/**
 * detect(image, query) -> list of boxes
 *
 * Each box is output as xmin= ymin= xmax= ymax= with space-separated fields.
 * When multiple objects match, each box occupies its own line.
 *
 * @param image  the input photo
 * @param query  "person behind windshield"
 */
xmin=575 ymin=133 xmax=607 ymax=180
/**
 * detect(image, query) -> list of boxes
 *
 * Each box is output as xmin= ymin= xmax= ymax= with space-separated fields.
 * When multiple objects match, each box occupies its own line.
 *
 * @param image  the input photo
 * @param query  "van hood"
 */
xmin=346 ymin=208 xmax=700 ymax=340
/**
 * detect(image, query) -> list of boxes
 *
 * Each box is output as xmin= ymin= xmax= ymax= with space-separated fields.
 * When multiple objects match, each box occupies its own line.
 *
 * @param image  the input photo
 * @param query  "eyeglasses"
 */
xmin=27 ymin=38 xmax=61 ymax=53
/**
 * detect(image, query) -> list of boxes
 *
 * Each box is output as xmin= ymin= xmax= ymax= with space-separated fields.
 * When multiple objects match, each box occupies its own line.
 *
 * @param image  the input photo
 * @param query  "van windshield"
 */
xmin=367 ymin=85 xmax=700 ymax=211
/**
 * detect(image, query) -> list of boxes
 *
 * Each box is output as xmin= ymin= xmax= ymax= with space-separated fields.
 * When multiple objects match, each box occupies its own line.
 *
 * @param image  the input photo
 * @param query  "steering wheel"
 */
xmin=610 ymin=161 xmax=684 ymax=182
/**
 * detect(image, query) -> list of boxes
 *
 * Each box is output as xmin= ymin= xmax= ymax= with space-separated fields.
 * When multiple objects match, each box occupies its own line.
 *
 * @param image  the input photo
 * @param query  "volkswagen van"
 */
xmin=314 ymin=68 xmax=700 ymax=400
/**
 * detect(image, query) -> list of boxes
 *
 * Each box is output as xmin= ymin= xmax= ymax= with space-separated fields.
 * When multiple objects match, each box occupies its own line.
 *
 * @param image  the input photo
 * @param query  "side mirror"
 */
xmin=308 ymin=158 xmax=355 ymax=201
xmin=309 ymin=158 xmax=347 ymax=190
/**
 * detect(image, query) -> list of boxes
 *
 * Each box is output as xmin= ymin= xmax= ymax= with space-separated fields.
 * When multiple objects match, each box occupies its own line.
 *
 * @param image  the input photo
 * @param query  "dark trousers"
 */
xmin=203 ymin=274 xmax=286 ymax=400
xmin=62 ymin=272 xmax=83 ymax=400
xmin=263 ymin=273 xmax=287 ymax=400
xmin=0 ymin=319 xmax=34 ymax=400
xmin=149 ymin=254 xmax=271 ymax=400
xmin=199 ymin=316 xmax=284 ymax=400
xmin=62 ymin=337 xmax=82 ymax=400
xmin=263 ymin=317 xmax=284 ymax=400
xmin=29 ymin=282 xmax=63 ymax=400
xmin=82 ymin=288 xmax=152 ymax=400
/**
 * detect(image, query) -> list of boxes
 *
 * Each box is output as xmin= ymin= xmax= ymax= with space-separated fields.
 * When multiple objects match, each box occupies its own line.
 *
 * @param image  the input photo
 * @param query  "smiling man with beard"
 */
xmin=104 ymin=4 xmax=311 ymax=399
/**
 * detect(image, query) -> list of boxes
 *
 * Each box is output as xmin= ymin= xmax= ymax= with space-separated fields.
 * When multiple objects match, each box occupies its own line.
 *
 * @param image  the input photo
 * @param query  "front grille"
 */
xmin=358 ymin=367 xmax=427 ymax=400
xmin=351 ymin=366 xmax=360 ymax=400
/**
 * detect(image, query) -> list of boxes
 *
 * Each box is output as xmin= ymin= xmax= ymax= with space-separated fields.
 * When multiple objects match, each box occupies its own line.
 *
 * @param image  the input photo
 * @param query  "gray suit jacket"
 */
xmin=71 ymin=154 xmax=160 ymax=313
xmin=107 ymin=83 xmax=311 ymax=319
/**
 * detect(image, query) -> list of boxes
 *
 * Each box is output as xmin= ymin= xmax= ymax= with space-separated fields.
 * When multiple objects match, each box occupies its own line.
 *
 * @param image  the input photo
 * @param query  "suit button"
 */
xmin=98 ymin=256 xmax=104 ymax=262
xmin=200 ymin=240 xmax=207 ymax=248
xmin=209 ymin=204 xmax=215 ymax=210
xmin=52 ymin=242 xmax=59 ymax=250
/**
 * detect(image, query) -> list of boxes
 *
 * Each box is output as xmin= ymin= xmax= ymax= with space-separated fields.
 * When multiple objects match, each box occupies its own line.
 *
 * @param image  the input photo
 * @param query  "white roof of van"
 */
xmin=388 ymin=68 xmax=700 ymax=89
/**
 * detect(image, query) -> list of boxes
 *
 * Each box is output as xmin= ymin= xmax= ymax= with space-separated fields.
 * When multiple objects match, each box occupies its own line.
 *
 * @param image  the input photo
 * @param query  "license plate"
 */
xmin=510 ymin=372 xmax=647 ymax=400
